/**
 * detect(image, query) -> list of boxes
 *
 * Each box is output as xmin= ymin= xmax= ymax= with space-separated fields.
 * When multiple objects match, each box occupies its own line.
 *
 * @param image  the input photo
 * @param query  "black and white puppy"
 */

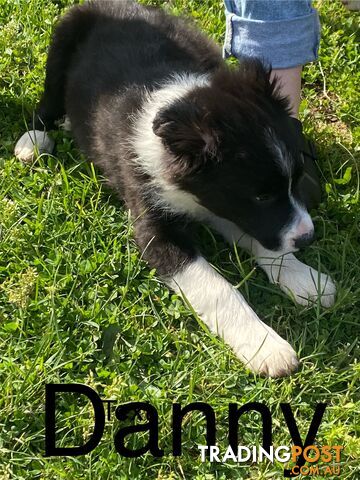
xmin=15 ymin=1 xmax=336 ymax=377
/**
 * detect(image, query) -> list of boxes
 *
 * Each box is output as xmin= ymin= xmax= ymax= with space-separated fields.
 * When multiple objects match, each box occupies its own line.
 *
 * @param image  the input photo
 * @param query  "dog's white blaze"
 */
xmin=132 ymin=73 xmax=209 ymax=216
xmin=267 ymin=130 xmax=292 ymax=176
xmin=168 ymin=256 xmax=299 ymax=377
xmin=281 ymin=178 xmax=314 ymax=250
xmin=273 ymin=142 xmax=291 ymax=176
xmin=268 ymin=133 xmax=313 ymax=248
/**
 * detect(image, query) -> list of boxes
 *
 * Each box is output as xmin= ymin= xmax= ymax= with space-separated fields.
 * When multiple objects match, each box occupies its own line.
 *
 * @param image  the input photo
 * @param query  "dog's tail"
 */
xmin=15 ymin=4 xmax=97 ymax=161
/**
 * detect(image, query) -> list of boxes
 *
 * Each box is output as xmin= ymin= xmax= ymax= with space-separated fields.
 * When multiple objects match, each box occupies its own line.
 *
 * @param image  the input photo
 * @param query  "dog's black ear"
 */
xmin=238 ymin=57 xmax=273 ymax=94
xmin=212 ymin=60 xmax=290 ymax=112
xmin=212 ymin=59 xmax=272 ymax=95
xmin=152 ymin=98 xmax=220 ymax=173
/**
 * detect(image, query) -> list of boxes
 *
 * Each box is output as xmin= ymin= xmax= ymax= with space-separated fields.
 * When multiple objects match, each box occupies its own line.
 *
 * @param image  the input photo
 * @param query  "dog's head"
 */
xmin=152 ymin=61 xmax=314 ymax=252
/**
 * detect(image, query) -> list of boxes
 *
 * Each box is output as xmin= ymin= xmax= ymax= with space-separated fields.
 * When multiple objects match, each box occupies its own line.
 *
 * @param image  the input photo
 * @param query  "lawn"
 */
xmin=0 ymin=0 xmax=359 ymax=479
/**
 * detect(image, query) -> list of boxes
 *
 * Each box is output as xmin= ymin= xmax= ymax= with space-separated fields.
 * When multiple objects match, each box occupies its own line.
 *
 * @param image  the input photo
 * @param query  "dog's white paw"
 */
xmin=59 ymin=116 xmax=72 ymax=131
xmin=278 ymin=259 xmax=336 ymax=308
xmin=14 ymin=130 xmax=54 ymax=162
xmin=236 ymin=329 xmax=299 ymax=378
xmin=217 ymin=296 xmax=299 ymax=378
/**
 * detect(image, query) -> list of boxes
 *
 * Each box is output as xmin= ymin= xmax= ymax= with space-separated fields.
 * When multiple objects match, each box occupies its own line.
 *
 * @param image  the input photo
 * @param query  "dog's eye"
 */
xmin=254 ymin=193 xmax=274 ymax=203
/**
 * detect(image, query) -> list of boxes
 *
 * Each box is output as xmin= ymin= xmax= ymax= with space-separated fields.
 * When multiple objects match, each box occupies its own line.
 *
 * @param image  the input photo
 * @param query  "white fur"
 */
xmin=59 ymin=116 xmax=72 ymax=131
xmin=206 ymin=214 xmax=336 ymax=308
xmin=281 ymin=179 xmax=314 ymax=250
xmin=14 ymin=130 xmax=54 ymax=162
xmin=132 ymin=73 xmax=209 ymax=216
xmin=267 ymin=134 xmax=314 ymax=250
xmin=268 ymin=130 xmax=292 ymax=177
xmin=169 ymin=256 xmax=299 ymax=377
xmin=265 ymin=252 xmax=336 ymax=307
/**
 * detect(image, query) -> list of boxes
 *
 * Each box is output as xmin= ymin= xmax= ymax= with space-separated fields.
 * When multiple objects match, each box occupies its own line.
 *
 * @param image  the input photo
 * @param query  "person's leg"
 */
xmin=342 ymin=0 xmax=360 ymax=10
xmin=224 ymin=0 xmax=320 ymax=118
xmin=270 ymin=66 xmax=302 ymax=118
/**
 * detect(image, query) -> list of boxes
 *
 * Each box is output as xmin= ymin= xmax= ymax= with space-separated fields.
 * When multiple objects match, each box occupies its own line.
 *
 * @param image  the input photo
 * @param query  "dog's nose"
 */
xmin=294 ymin=232 xmax=315 ymax=249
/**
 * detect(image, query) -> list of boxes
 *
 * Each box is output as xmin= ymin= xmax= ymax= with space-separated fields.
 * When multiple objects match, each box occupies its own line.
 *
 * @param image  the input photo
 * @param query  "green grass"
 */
xmin=0 ymin=0 xmax=359 ymax=478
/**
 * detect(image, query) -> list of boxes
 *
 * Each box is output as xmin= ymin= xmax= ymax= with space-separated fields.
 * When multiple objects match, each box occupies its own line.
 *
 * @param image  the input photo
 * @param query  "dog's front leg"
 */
xmin=134 ymin=214 xmax=298 ymax=377
xmin=169 ymin=256 xmax=299 ymax=377
xmin=208 ymin=216 xmax=336 ymax=307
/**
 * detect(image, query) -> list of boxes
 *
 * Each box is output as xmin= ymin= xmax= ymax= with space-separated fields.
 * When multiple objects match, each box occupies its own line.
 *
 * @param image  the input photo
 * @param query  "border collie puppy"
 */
xmin=15 ymin=1 xmax=336 ymax=377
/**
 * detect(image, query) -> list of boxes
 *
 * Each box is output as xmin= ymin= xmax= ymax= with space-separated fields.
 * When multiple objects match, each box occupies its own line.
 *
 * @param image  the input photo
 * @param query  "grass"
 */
xmin=0 ymin=0 xmax=359 ymax=478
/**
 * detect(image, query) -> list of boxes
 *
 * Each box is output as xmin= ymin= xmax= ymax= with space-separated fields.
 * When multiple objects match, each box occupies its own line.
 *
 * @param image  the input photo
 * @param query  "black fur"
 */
xmin=33 ymin=0 xmax=306 ymax=274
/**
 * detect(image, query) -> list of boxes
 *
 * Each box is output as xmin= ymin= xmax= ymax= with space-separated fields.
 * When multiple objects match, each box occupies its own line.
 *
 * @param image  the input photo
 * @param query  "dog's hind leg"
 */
xmin=14 ymin=129 xmax=55 ymax=163
xmin=15 ymin=4 xmax=96 ymax=161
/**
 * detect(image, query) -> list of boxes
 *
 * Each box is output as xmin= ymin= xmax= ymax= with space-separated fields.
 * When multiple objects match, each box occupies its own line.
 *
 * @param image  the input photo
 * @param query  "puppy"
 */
xmin=15 ymin=1 xmax=336 ymax=377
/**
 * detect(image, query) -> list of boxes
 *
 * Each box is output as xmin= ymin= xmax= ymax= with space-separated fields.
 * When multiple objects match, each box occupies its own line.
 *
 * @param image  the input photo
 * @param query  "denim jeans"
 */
xmin=224 ymin=0 xmax=321 ymax=68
